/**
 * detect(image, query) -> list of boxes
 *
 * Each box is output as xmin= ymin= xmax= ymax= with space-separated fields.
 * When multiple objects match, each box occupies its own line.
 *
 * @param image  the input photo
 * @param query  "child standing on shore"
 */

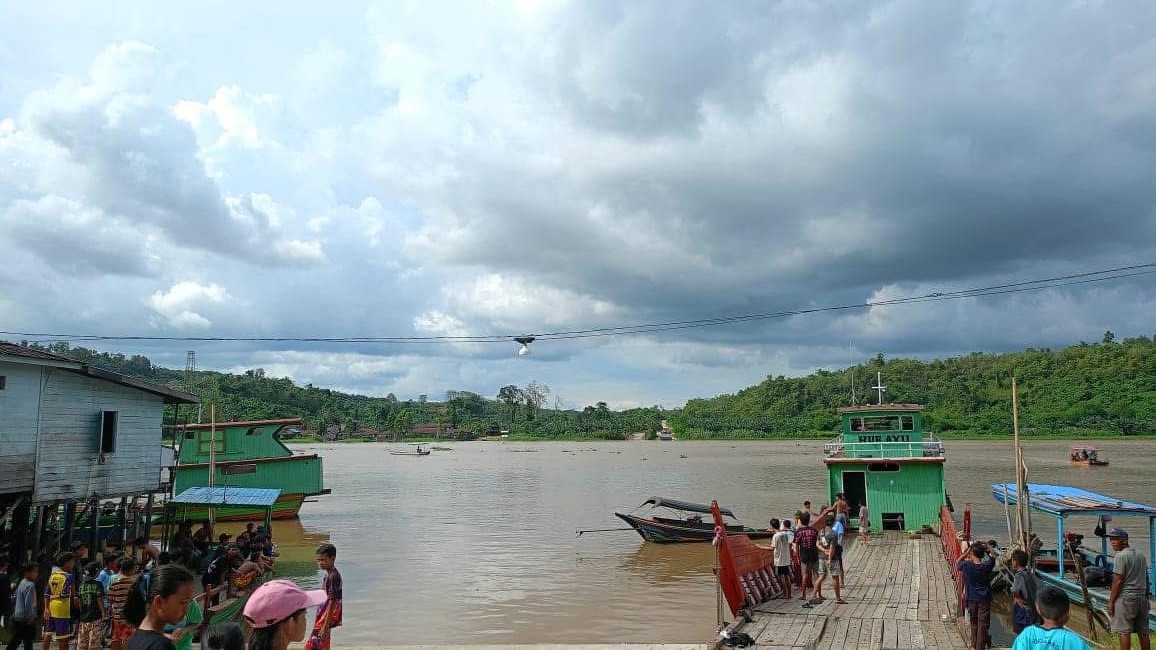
xmin=6 ymin=562 xmax=39 ymax=650
xmin=306 ymin=545 xmax=342 ymax=650
xmin=43 ymin=553 xmax=76 ymax=650
xmin=76 ymin=561 xmax=107 ymax=650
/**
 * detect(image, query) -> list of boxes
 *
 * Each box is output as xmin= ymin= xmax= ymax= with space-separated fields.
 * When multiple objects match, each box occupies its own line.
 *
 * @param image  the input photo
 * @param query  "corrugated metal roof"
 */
xmin=0 ymin=341 xmax=198 ymax=404
xmin=837 ymin=404 xmax=923 ymax=413
xmin=169 ymin=486 xmax=281 ymax=507
xmin=992 ymin=483 xmax=1156 ymax=516
xmin=0 ymin=342 xmax=82 ymax=364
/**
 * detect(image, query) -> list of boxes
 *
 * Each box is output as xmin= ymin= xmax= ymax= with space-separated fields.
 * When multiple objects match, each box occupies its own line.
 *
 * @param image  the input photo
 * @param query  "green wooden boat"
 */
xmin=173 ymin=419 xmax=327 ymax=520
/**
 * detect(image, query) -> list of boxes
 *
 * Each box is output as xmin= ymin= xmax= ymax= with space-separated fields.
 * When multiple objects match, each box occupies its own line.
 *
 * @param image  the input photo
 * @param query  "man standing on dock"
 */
xmin=957 ymin=540 xmax=997 ymax=650
xmin=770 ymin=519 xmax=792 ymax=599
xmin=1106 ymin=528 xmax=1151 ymax=650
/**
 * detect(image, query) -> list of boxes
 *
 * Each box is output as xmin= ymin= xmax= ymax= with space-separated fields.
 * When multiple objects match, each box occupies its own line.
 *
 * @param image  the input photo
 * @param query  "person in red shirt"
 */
xmin=306 ymin=545 xmax=341 ymax=650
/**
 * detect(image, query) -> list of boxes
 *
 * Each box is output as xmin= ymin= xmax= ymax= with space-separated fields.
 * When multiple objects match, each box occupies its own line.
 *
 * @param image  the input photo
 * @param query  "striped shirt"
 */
xmin=108 ymin=575 xmax=136 ymax=623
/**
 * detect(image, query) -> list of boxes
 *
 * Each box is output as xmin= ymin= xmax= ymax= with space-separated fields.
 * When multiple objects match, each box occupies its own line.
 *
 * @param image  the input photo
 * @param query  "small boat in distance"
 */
xmin=614 ymin=497 xmax=773 ymax=543
xmin=390 ymin=444 xmax=431 ymax=456
xmin=657 ymin=419 xmax=674 ymax=441
xmin=1069 ymin=444 xmax=1109 ymax=466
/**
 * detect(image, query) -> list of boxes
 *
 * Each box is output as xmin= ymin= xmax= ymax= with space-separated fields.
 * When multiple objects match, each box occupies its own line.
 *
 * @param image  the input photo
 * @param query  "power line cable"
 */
xmin=2 ymin=262 xmax=1153 ymax=345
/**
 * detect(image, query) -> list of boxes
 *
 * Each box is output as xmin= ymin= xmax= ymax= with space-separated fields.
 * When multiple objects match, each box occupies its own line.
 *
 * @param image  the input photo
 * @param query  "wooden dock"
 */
xmin=722 ymin=532 xmax=970 ymax=649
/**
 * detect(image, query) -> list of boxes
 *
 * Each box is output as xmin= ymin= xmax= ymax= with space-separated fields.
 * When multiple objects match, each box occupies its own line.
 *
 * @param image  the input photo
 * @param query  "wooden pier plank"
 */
xmin=732 ymin=532 xmax=967 ymax=649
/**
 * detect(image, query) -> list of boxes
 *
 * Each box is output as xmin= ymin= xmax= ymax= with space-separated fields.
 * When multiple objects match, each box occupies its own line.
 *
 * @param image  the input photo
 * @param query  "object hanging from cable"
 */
xmin=514 ymin=336 xmax=535 ymax=357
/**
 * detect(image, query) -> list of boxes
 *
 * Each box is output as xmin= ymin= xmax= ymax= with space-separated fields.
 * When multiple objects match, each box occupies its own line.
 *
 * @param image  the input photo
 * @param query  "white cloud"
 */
xmin=148 ymin=282 xmax=233 ymax=329
xmin=1 ymin=2 xmax=1154 ymax=408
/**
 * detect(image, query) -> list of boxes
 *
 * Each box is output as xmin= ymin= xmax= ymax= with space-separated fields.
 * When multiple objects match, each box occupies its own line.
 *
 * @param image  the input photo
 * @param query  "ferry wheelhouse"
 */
xmin=823 ymin=403 xmax=947 ymax=532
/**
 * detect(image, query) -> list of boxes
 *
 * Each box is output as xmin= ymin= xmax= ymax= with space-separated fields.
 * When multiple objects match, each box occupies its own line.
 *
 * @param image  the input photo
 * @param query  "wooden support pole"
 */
xmin=61 ymin=499 xmax=76 ymax=551
xmin=30 ymin=505 xmax=45 ymax=562
xmin=142 ymin=492 xmax=155 ymax=551
xmin=89 ymin=498 xmax=100 ymax=554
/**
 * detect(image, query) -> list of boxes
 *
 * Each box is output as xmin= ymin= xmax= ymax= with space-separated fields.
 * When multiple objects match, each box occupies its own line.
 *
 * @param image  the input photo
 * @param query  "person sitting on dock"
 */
xmin=957 ymin=540 xmax=998 ymax=650
xmin=1106 ymin=528 xmax=1151 ymax=650
xmin=1011 ymin=587 xmax=1090 ymax=650
xmin=769 ymin=519 xmax=792 ymax=599
xmin=1010 ymin=549 xmax=1039 ymax=635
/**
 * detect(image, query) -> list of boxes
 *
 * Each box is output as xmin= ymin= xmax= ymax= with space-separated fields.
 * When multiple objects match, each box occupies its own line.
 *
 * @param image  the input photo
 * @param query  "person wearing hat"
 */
xmin=1105 ymin=527 xmax=1151 ymax=650
xmin=243 ymin=580 xmax=326 ymax=650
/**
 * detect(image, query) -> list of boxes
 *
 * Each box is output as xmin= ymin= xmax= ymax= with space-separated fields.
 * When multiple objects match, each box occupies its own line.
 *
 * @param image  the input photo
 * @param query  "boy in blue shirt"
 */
xmin=1012 ymin=587 xmax=1090 ymax=650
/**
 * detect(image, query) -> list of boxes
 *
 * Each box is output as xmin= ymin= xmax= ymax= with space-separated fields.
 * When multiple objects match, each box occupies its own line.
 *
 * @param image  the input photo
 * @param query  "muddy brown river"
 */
xmin=217 ymin=439 xmax=1154 ymax=645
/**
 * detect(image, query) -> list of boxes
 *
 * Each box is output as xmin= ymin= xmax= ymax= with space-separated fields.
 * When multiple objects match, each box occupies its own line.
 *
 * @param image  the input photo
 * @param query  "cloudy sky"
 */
xmin=2 ymin=1 xmax=1154 ymax=408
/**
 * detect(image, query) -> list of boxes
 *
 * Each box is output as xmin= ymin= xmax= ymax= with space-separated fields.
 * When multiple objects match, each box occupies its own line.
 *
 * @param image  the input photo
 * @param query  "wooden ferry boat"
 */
xmin=992 ymin=483 xmax=1156 ymax=630
xmin=1068 ymin=444 xmax=1109 ymax=466
xmin=173 ymin=419 xmax=327 ymax=520
xmin=614 ymin=497 xmax=774 ymax=543
xmin=710 ymin=396 xmax=973 ymax=647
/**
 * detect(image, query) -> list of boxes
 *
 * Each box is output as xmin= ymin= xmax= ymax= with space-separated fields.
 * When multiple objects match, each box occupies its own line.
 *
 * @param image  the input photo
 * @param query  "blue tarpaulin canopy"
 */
xmin=992 ymin=483 xmax=1156 ymax=517
xmin=169 ymin=486 xmax=281 ymax=507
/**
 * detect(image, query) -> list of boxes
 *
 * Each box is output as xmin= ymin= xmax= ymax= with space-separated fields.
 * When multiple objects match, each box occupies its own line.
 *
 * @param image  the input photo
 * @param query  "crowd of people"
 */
xmin=958 ymin=526 xmax=1150 ymax=650
xmin=764 ymin=493 xmax=870 ymax=608
xmin=0 ymin=527 xmax=343 ymax=650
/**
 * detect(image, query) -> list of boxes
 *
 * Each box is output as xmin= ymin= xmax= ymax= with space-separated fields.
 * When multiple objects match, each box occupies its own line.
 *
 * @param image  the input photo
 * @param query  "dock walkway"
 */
xmin=725 ymin=531 xmax=969 ymax=649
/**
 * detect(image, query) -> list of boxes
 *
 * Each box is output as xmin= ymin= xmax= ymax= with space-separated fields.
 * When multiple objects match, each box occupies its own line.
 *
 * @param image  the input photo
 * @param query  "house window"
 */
xmin=100 ymin=411 xmax=119 ymax=454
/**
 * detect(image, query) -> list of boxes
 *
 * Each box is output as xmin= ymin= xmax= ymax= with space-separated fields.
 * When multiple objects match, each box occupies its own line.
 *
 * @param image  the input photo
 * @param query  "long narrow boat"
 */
xmin=390 ymin=445 xmax=431 ymax=456
xmin=992 ymin=483 xmax=1156 ymax=630
xmin=614 ymin=497 xmax=773 ymax=543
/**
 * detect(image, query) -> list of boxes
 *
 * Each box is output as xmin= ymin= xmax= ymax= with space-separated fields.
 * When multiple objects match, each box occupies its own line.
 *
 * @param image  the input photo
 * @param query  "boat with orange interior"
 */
xmin=1068 ymin=444 xmax=1108 ymax=466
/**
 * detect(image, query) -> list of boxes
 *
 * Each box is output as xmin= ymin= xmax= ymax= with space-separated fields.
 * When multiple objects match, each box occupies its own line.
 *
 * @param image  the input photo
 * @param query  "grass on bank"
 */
xmin=273 ymin=427 xmax=1155 ymax=443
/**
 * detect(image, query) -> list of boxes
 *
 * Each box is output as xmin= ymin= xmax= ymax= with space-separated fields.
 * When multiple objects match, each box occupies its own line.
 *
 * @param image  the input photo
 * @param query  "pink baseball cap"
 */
xmin=243 ymin=580 xmax=327 ymax=628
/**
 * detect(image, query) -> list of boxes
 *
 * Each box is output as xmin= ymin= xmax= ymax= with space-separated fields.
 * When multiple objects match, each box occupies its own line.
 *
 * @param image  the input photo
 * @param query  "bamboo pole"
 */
xmin=209 ymin=405 xmax=216 ymax=528
xmin=1012 ymin=377 xmax=1029 ymax=551
xmin=1065 ymin=538 xmax=1100 ymax=641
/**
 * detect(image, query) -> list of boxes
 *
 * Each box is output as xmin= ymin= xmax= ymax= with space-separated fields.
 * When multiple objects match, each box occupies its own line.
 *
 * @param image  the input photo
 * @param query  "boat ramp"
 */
xmin=718 ymin=531 xmax=970 ymax=649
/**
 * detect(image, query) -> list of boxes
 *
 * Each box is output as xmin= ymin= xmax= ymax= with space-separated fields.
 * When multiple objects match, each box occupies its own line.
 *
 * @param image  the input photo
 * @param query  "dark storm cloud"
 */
xmin=415 ymin=0 xmax=1156 ymax=338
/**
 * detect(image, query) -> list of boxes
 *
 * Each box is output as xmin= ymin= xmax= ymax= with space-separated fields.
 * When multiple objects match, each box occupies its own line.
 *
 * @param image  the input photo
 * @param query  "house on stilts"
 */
xmin=0 ymin=342 xmax=198 ymax=563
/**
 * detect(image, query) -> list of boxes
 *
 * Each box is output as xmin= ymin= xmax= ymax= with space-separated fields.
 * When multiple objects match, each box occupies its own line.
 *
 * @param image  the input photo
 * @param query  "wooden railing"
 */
xmin=939 ymin=504 xmax=965 ymax=612
xmin=711 ymin=501 xmax=781 ymax=616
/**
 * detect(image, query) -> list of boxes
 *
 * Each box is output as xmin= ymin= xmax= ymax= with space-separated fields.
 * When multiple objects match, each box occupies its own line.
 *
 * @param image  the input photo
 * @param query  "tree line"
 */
xmin=19 ymin=333 xmax=1155 ymax=440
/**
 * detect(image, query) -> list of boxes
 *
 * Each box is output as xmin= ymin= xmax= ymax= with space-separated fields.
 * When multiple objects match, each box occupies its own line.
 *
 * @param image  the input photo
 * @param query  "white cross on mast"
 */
xmin=872 ymin=372 xmax=887 ymax=405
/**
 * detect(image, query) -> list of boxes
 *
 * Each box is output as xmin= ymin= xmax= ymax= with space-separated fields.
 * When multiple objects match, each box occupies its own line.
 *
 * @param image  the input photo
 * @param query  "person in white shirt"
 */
xmin=769 ymin=518 xmax=793 ymax=599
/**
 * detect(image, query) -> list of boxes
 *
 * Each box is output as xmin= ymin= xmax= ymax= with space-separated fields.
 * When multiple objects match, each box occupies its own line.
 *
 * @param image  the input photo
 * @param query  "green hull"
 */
xmin=167 ymin=493 xmax=306 ymax=522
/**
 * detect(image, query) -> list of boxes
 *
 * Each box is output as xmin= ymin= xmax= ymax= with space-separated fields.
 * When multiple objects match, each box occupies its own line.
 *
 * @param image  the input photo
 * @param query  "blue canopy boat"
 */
xmin=992 ymin=483 xmax=1156 ymax=630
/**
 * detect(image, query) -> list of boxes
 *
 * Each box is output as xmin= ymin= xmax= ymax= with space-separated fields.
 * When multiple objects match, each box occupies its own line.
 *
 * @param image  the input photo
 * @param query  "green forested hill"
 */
xmin=669 ymin=335 xmax=1155 ymax=438
xmin=20 ymin=335 xmax=1155 ymax=439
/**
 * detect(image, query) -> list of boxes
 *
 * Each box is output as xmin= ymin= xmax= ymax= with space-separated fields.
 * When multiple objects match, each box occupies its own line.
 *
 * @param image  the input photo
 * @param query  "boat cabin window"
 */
xmin=900 ymin=415 xmax=914 ymax=431
xmin=853 ymin=416 xmax=904 ymax=432
xmin=246 ymin=427 xmax=261 ymax=436
xmin=867 ymin=462 xmax=901 ymax=472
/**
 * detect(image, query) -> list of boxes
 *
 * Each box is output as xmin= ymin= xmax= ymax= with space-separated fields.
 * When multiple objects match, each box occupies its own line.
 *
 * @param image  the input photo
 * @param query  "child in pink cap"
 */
xmin=243 ymin=580 xmax=327 ymax=650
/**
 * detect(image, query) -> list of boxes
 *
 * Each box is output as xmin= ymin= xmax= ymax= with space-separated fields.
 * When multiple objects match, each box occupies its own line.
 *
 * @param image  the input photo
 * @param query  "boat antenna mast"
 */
xmin=872 ymin=372 xmax=887 ymax=405
xmin=849 ymin=343 xmax=857 ymax=405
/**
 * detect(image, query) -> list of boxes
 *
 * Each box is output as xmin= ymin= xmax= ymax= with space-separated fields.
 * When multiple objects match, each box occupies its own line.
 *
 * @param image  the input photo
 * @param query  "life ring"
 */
xmin=1095 ymin=554 xmax=1106 ymax=568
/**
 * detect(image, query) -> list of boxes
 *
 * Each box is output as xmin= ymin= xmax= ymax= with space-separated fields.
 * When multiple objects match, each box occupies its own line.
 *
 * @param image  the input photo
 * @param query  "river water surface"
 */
xmin=228 ymin=439 xmax=1155 ymax=645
